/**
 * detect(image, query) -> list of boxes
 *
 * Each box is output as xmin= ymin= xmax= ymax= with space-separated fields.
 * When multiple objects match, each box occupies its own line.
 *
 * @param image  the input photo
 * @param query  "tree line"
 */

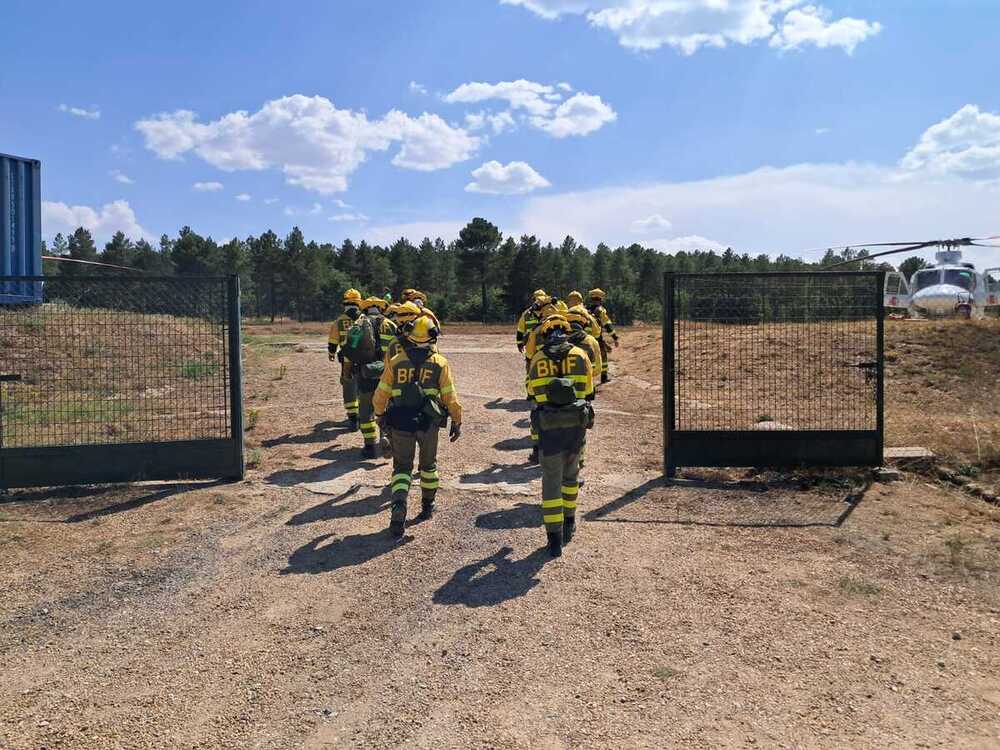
xmin=42 ymin=218 xmax=916 ymax=325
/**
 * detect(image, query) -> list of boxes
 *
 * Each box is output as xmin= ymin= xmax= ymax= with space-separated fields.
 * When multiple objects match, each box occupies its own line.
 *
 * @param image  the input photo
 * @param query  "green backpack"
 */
xmin=342 ymin=315 xmax=378 ymax=364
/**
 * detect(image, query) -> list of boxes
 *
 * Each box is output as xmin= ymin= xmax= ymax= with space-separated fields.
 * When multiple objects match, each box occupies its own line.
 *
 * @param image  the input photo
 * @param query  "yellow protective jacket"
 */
xmin=569 ymin=332 xmax=602 ymax=390
xmin=526 ymin=345 xmax=594 ymax=404
xmin=373 ymin=349 xmax=463 ymax=425
xmin=587 ymin=303 xmax=616 ymax=340
xmin=516 ymin=305 xmax=542 ymax=351
xmin=327 ymin=313 xmax=354 ymax=358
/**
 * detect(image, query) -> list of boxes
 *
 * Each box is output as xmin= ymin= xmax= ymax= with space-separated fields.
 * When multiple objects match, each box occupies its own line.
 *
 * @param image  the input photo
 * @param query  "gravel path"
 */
xmin=1 ymin=332 xmax=998 ymax=749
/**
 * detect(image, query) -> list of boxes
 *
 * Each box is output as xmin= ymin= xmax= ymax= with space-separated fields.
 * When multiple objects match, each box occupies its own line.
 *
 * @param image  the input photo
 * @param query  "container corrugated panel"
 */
xmin=0 ymin=152 xmax=43 ymax=304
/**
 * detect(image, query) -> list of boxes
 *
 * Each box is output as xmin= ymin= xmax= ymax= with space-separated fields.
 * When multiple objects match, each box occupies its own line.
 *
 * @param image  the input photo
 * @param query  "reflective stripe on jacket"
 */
xmin=526 ymin=346 xmax=594 ymax=403
xmin=373 ymin=349 xmax=463 ymax=424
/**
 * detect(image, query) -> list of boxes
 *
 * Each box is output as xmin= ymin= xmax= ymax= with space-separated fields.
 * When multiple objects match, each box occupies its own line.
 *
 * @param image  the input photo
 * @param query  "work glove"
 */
xmin=516 ymin=342 xmax=525 ymax=353
xmin=585 ymin=403 xmax=596 ymax=430
xmin=612 ymin=334 xmax=620 ymax=348
xmin=337 ymin=350 xmax=345 ymax=364
xmin=449 ymin=422 xmax=462 ymax=443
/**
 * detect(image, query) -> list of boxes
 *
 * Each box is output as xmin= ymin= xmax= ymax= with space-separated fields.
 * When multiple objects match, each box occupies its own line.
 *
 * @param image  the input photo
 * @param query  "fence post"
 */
xmin=875 ymin=270 xmax=886 ymax=465
xmin=663 ymin=272 xmax=676 ymax=478
xmin=227 ymin=275 xmax=246 ymax=478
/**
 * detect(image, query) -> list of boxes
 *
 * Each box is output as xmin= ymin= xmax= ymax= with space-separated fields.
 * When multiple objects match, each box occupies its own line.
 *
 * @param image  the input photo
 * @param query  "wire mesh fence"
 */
xmin=670 ymin=273 xmax=881 ymax=433
xmin=0 ymin=276 xmax=233 ymax=449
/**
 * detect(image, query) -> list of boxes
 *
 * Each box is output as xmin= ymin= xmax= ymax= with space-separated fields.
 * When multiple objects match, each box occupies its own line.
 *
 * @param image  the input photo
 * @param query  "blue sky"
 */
xmin=3 ymin=0 xmax=999 ymax=265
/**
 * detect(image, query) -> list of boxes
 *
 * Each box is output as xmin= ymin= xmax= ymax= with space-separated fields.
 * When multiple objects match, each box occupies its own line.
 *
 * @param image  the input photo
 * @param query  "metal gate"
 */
xmin=0 ymin=276 xmax=244 ymax=489
xmin=663 ymin=271 xmax=884 ymax=476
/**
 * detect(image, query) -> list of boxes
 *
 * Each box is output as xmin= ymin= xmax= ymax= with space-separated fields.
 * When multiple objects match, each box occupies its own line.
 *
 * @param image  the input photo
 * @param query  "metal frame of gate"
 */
xmin=0 ymin=275 xmax=244 ymax=489
xmin=662 ymin=271 xmax=884 ymax=477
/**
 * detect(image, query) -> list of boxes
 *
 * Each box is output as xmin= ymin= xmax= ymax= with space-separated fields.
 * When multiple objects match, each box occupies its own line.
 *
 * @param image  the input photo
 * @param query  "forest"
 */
xmin=42 ymin=217 xmax=924 ymax=324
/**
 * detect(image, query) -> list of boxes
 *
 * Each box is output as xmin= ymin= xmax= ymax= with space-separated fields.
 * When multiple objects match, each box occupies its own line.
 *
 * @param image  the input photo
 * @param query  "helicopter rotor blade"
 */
xmin=822 ymin=242 xmax=936 ymax=269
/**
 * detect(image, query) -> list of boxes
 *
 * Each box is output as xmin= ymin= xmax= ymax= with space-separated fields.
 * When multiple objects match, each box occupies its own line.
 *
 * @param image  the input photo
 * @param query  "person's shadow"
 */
xmin=286 ymin=487 xmax=391 ymax=526
xmin=474 ymin=502 xmax=538 ymax=530
xmin=432 ymin=546 xmax=551 ymax=607
xmin=280 ymin=530 xmax=410 ymax=575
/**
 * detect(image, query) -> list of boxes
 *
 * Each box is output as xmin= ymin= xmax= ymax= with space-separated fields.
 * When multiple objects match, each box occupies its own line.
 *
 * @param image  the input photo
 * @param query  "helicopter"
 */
xmin=824 ymin=238 xmax=1000 ymax=320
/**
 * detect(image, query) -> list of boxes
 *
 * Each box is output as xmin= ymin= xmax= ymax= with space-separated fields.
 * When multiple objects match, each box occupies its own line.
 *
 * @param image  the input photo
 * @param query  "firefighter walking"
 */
xmin=373 ymin=315 xmax=462 ymax=538
xmin=586 ymin=288 xmax=618 ymax=383
xmin=328 ymin=288 xmax=363 ymax=429
xmin=347 ymin=297 xmax=398 ymax=458
xmin=526 ymin=315 xmax=595 ymax=557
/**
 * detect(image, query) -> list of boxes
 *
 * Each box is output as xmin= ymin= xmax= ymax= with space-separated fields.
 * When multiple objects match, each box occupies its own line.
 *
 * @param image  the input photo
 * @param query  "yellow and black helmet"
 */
xmin=588 ymin=288 xmax=606 ymax=302
xmin=399 ymin=314 xmax=440 ymax=345
xmin=565 ymin=304 xmax=592 ymax=328
xmin=401 ymin=288 xmax=418 ymax=301
xmin=536 ymin=314 xmax=572 ymax=338
xmin=532 ymin=288 xmax=547 ymax=301
xmin=343 ymin=288 xmax=363 ymax=305
xmin=566 ymin=290 xmax=584 ymax=306
xmin=362 ymin=297 xmax=388 ymax=313
xmin=394 ymin=301 xmax=423 ymax=324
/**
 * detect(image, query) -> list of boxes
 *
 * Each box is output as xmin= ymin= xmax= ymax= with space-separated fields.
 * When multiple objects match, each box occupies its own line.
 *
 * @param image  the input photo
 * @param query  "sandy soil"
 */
xmin=1 ymin=329 xmax=998 ymax=749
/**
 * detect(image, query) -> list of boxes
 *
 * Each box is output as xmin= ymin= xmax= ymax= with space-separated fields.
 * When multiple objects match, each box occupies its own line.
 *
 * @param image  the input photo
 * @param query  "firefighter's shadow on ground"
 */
xmin=262 ymin=420 xmax=353 ymax=448
xmin=266 ymin=445 xmax=382 ymax=487
xmin=433 ymin=546 xmax=551 ymax=607
xmin=475 ymin=502 xmax=538 ymax=530
xmin=584 ymin=477 xmax=869 ymax=528
xmin=493 ymin=436 xmax=534 ymax=451
xmin=286 ymin=486 xmax=391 ymax=526
xmin=483 ymin=397 xmax=532 ymax=413
xmin=281 ymin=530 xmax=411 ymax=575
xmin=460 ymin=463 xmax=541 ymax=486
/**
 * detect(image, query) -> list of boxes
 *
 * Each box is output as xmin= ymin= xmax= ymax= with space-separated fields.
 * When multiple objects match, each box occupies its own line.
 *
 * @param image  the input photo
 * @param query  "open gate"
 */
xmin=663 ymin=271 xmax=884 ymax=477
xmin=0 ymin=275 xmax=244 ymax=489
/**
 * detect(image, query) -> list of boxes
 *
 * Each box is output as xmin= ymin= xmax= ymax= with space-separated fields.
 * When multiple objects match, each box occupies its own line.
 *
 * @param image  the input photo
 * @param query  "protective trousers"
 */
xmin=539 ymin=446 xmax=581 ymax=534
xmin=388 ymin=426 xmax=441 ymax=515
xmin=357 ymin=386 xmax=377 ymax=446
xmin=598 ymin=338 xmax=611 ymax=377
xmin=340 ymin=363 xmax=359 ymax=420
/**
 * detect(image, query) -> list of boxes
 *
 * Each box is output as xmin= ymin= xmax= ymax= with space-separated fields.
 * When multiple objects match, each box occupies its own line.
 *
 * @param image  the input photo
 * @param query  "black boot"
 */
xmin=388 ymin=502 xmax=406 ymax=539
xmin=563 ymin=517 xmax=575 ymax=544
xmin=546 ymin=531 xmax=563 ymax=558
xmin=416 ymin=496 xmax=435 ymax=521
xmin=361 ymin=443 xmax=377 ymax=459
xmin=528 ymin=446 xmax=539 ymax=464
xmin=600 ymin=372 xmax=609 ymax=384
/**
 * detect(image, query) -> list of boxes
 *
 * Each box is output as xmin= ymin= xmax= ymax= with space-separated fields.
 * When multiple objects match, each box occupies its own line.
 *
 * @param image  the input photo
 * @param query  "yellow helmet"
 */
xmin=401 ymin=288 xmax=417 ymax=301
xmin=532 ymin=289 xmax=547 ymax=300
xmin=400 ymin=314 xmax=439 ymax=345
xmin=536 ymin=314 xmax=572 ymax=338
xmin=566 ymin=304 xmax=591 ymax=327
xmin=362 ymin=297 xmax=388 ymax=312
xmin=411 ymin=290 xmax=428 ymax=304
xmin=588 ymin=288 xmax=606 ymax=301
xmin=394 ymin=301 xmax=423 ymax=323
xmin=566 ymin=290 xmax=584 ymax=306
xmin=343 ymin=288 xmax=363 ymax=304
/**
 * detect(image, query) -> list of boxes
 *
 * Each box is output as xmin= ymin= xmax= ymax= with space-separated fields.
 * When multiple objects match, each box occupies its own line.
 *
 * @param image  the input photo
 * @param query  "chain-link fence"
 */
xmin=0 ymin=276 xmax=243 ymax=488
xmin=664 ymin=272 xmax=883 ymax=474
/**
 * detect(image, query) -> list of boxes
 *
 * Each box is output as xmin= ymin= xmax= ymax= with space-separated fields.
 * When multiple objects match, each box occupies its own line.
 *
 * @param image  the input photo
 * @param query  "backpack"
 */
xmin=545 ymin=377 xmax=577 ymax=406
xmin=342 ymin=314 xmax=378 ymax=364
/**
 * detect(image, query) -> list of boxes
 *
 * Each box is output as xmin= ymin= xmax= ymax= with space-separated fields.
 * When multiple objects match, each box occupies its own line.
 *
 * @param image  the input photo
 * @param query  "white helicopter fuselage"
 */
xmin=884 ymin=251 xmax=1000 ymax=320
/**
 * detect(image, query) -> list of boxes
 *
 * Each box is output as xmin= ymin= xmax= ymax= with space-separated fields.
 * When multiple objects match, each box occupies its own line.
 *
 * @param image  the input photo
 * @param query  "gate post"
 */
xmin=876 ymin=270 xmax=886 ymax=464
xmin=227 ymin=275 xmax=246 ymax=479
xmin=663 ymin=272 xmax=676 ymax=478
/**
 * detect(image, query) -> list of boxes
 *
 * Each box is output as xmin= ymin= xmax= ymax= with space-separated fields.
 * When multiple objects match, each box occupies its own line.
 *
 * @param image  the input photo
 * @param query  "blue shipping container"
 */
xmin=1 ymin=152 xmax=43 ymax=304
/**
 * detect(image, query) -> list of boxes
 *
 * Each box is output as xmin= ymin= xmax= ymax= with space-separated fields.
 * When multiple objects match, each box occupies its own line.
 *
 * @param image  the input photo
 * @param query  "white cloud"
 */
xmin=284 ymin=202 xmax=324 ymax=216
xmin=815 ymin=127 xmax=830 ymax=135
xmin=631 ymin=213 xmax=672 ymax=232
xmin=500 ymin=1 xmax=881 ymax=55
xmin=193 ymin=181 xmax=224 ymax=191
xmin=235 ymin=193 xmax=252 ymax=202
xmin=330 ymin=212 xmax=370 ymax=222
xmin=135 ymin=94 xmax=480 ymax=194
xmin=531 ymin=92 xmax=616 ymax=137
xmin=263 ymin=197 xmax=280 ymax=205
xmin=409 ymin=81 xmax=428 ymax=95
xmin=466 ymin=160 xmax=551 ymax=195
xmin=42 ymin=199 xmax=149 ymax=242
xmin=647 ymin=235 xmax=726 ymax=252
xmin=58 ymin=103 xmax=101 ymax=120
xmin=445 ymin=80 xmax=615 ymax=137
xmin=359 ymin=221 xmax=464 ymax=245
xmin=900 ymin=104 xmax=1000 ymax=181
xmin=557 ymin=82 xmax=573 ymax=92
xmin=110 ymin=170 xmax=134 ymax=185
xmin=331 ymin=198 xmax=352 ymax=209
xmin=770 ymin=4 xmax=881 ymax=54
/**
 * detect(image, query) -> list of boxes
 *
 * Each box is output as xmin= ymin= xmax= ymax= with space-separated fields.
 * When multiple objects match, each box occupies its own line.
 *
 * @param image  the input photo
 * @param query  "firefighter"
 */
xmin=353 ymin=297 xmax=398 ymax=459
xmin=567 ymin=291 xmax=602 ymax=339
xmin=566 ymin=305 xmax=603 ymax=384
xmin=373 ymin=315 xmax=462 ymax=538
xmin=328 ymin=288 xmax=363 ymax=429
xmin=410 ymin=290 xmax=442 ymax=328
xmin=523 ymin=298 xmax=568 ymax=463
xmin=515 ymin=289 xmax=548 ymax=359
xmin=587 ymin=288 xmax=619 ymax=383
xmin=526 ymin=315 xmax=595 ymax=557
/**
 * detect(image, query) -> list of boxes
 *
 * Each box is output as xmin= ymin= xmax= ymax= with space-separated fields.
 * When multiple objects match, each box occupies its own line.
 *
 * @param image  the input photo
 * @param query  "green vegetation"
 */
xmin=838 ymin=575 xmax=881 ymax=596
xmin=653 ymin=666 xmax=682 ymax=682
xmin=181 ymin=358 xmax=220 ymax=379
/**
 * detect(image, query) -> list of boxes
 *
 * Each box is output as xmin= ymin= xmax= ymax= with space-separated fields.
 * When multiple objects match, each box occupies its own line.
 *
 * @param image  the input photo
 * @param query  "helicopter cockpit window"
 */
xmin=986 ymin=271 xmax=1000 ymax=293
xmin=943 ymin=269 xmax=976 ymax=291
xmin=912 ymin=270 xmax=940 ymax=291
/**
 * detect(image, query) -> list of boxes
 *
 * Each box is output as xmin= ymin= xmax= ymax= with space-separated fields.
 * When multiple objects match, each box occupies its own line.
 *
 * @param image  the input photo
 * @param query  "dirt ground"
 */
xmin=1 ymin=326 xmax=998 ymax=749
